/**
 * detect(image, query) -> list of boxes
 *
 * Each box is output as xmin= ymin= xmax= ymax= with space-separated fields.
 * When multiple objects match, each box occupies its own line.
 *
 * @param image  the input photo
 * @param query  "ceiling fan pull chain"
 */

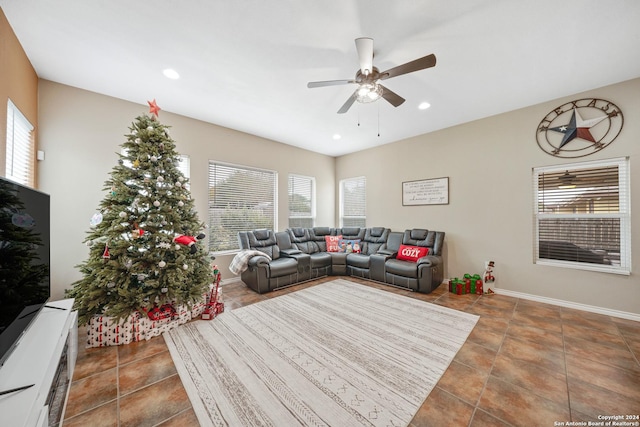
xmin=377 ymin=104 xmax=380 ymax=137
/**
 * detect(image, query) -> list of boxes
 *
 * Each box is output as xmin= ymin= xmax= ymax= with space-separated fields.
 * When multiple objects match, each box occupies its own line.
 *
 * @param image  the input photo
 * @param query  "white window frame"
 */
xmin=288 ymin=174 xmax=315 ymax=228
xmin=533 ymin=157 xmax=631 ymax=275
xmin=175 ymin=155 xmax=190 ymax=179
xmin=208 ymin=161 xmax=277 ymax=254
xmin=5 ymin=99 xmax=35 ymax=187
xmin=340 ymin=176 xmax=366 ymax=227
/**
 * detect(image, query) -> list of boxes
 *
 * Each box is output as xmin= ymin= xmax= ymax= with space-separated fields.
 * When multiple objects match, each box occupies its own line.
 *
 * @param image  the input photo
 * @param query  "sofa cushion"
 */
xmin=309 ymin=252 xmax=332 ymax=268
xmin=325 ymin=235 xmax=342 ymax=252
xmin=246 ymin=229 xmax=280 ymax=259
xmin=338 ymin=238 xmax=361 ymax=253
xmin=385 ymin=258 xmax=419 ymax=278
xmin=361 ymin=227 xmax=390 ymax=255
xmin=338 ymin=227 xmax=365 ymax=240
xmin=397 ymin=245 xmax=429 ymax=262
xmin=287 ymin=227 xmax=308 ymax=243
xmin=268 ymin=257 xmax=298 ymax=277
xmin=293 ymin=241 xmax=320 ymax=254
xmin=346 ymin=253 xmax=369 ymax=268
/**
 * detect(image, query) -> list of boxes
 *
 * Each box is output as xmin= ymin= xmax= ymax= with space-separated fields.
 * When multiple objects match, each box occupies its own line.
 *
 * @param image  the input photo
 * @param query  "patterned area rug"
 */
xmin=164 ymin=279 xmax=479 ymax=427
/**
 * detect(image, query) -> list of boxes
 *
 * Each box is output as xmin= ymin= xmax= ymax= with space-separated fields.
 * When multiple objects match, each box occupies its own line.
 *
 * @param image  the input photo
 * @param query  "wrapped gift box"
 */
xmin=86 ymin=291 xmax=209 ymax=348
xmin=449 ymin=274 xmax=484 ymax=295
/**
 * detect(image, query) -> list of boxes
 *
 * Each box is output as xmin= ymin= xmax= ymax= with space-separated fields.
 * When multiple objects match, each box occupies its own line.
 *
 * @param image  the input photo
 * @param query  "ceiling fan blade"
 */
xmin=355 ymin=37 xmax=374 ymax=75
xmin=337 ymin=90 xmax=358 ymax=114
xmin=379 ymin=84 xmax=405 ymax=107
xmin=379 ymin=53 xmax=436 ymax=80
xmin=307 ymin=79 xmax=356 ymax=88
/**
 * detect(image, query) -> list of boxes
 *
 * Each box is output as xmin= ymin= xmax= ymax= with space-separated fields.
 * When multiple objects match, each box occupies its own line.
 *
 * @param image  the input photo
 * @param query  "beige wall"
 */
xmin=336 ymin=78 xmax=640 ymax=315
xmin=37 ymin=80 xmax=335 ymax=300
xmin=3 ymin=4 xmax=638 ymax=318
xmin=30 ymin=61 xmax=640 ymax=316
xmin=0 ymin=8 xmax=38 ymax=180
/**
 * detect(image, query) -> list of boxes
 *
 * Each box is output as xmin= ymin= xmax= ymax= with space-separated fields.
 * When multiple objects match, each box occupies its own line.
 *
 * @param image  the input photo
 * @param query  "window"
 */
xmin=533 ymin=157 xmax=630 ymax=274
xmin=5 ymin=100 xmax=35 ymax=187
xmin=340 ymin=176 xmax=366 ymax=227
xmin=208 ymin=161 xmax=277 ymax=253
xmin=176 ymin=155 xmax=190 ymax=181
xmin=121 ymin=149 xmax=189 ymax=184
xmin=288 ymin=174 xmax=315 ymax=228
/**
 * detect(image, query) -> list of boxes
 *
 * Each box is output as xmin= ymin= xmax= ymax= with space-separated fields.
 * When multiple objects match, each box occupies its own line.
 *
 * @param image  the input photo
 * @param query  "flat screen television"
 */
xmin=0 ymin=176 xmax=50 ymax=367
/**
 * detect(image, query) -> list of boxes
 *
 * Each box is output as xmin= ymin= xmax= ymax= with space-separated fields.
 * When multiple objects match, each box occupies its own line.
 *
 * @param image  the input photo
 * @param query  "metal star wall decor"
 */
xmin=536 ymin=98 xmax=623 ymax=158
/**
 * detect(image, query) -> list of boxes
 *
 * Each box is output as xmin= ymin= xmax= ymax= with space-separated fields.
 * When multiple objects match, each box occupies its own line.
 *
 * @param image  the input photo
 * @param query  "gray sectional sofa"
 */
xmin=236 ymin=227 xmax=445 ymax=295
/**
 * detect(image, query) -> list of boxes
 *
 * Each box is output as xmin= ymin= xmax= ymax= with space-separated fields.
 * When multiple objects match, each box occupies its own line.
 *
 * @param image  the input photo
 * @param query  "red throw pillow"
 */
xmin=397 ymin=245 xmax=429 ymax=262
xmin=325 ymin=235 xmax=342 ymax=252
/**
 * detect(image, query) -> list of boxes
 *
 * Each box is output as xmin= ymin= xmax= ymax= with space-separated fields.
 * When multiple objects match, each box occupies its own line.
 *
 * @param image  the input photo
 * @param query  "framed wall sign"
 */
xmin=402 ymin=177 xmax=449 ymax=206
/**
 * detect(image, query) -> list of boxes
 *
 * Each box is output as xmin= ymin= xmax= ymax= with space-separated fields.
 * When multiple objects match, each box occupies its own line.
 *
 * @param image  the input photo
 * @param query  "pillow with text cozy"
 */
xmin=325 ymin=235 xmax=343 ymax=252
xmin=396 ymin=245 xmax=429 ymax=262
xmin=338 ymin=239 xmax=361 ymax=253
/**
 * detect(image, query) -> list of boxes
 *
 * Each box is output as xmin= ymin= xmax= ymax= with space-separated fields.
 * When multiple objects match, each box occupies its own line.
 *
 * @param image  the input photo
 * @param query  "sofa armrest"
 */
xmin=377 ymin=249 xmax=397 ymax=257
xmin=280 ymin=248 xmax=303 ymax=257
xmin=247 ymin=255 xmax=271 ymax=268
xmin=416 ymin=255 xmax=442 ymax=268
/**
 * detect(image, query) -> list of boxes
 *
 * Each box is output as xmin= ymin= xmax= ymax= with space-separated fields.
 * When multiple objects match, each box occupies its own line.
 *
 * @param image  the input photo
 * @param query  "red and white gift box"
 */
xmin=86 ymin=295 xmax=208 ymax=348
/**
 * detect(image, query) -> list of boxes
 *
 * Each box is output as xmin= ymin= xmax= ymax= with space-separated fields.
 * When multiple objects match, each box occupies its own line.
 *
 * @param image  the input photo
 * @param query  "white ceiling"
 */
xmin=2 ymin=0 xmax=640 ymax=157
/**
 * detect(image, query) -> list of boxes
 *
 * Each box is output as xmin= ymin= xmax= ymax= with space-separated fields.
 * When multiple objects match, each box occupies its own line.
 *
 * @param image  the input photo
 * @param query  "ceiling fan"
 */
xmin=558 ymin=170 xmax=578 ymax=189
xmin=307 ymin=37 xmax=436 ymax=114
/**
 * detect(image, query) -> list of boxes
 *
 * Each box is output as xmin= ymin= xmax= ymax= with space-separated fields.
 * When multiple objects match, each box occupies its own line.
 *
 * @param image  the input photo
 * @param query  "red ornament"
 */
xmin=102 ymin=243 xmax=110 ymax=259
xmin=148 ymin=99 xmax=161 ymax=117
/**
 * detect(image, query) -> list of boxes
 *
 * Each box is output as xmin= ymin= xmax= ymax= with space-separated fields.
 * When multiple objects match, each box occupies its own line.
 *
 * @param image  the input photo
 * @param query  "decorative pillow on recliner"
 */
xmin=338 ymin=239 xmax=361 ymax=253
xmin=397 ymin=245 xmax=429 ymax=262
xmin=325 ymin=235 xmax=342 ymax=252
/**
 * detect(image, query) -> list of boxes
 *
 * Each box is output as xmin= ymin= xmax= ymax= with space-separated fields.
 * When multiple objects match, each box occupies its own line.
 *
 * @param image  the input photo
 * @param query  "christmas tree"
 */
xmin=67 ymin=102 xmax=212 ymax=325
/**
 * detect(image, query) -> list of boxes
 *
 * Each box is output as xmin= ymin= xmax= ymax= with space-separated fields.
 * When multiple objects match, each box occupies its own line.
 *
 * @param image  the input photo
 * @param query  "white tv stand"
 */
xmin=0 ymin=299 xmax=78 ymax=427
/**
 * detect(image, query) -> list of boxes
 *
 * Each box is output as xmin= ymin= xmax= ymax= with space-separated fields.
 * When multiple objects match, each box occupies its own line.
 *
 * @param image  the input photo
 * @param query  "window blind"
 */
xmin=533 ymin=157 xmax=630 ymax=274
xmin=288 ymin=174 xmax=315 ymax=228
xmin=208 ymin=161 xmax=277 ymax=253
xmin=340 ymin=176 xmax=366 ymax=227
xmin=176 ymin=155 xmax=190 ymax=180
xmin=5 ymin=100 xmax=35 ymax=187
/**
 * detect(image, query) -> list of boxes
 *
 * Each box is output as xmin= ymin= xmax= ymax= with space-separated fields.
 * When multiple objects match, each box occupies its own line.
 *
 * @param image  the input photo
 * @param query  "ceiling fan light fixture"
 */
xmin=557 ymin=170 xmax=577 ymax=189
xmin=356 ymin=82 xmax=382 ymax=103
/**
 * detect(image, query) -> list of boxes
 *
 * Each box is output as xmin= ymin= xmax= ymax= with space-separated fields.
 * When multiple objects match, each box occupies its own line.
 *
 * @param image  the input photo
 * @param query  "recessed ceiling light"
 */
xmin=418 ymin=102 xmax=431 ymax=110
xmin=163 ymin=69 xmax=180 ymax=80
xmin=333 ymin=134 xmax=341 ymax=140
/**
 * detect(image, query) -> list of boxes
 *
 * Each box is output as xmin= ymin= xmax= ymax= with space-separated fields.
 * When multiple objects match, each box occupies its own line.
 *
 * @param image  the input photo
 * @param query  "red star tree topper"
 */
xmin=148 ymin=99 xmax=161 ymax=117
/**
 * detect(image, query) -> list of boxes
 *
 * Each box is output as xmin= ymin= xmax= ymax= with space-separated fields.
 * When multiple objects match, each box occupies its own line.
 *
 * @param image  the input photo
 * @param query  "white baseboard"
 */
xmin=494 ymin=288 xmax=640 ymax=322
xmin=220 ymin=277 xmax=242 ymax=286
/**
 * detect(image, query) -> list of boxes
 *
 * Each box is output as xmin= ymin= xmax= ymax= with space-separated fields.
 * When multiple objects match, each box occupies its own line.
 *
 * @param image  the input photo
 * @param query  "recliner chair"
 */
xmin=332 ymin=227 xmax=366 ymax=275
xmin=237 ymin=229 xmax=306 ymax=293
xmin=287 ymin=227 xmax=334 ymax=278
xmin=345 ymin=227 xmax=390 ymax=278
xmin=383 ymin=229 xmax=445 ymax=293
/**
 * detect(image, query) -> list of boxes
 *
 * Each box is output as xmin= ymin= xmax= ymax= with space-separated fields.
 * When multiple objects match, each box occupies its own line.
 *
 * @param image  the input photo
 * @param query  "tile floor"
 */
xmin=63 ymin=277 xmax=640 ymax=427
